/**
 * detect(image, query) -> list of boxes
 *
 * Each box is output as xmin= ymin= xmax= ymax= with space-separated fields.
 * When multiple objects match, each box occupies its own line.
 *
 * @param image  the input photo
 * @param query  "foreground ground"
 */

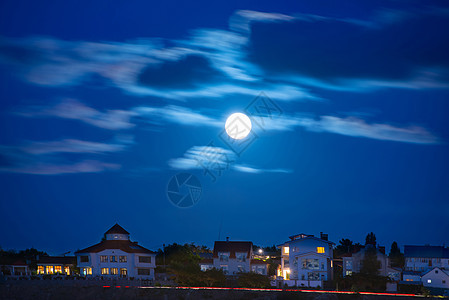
xmin=0 ymin=284 xmax=424 ymax=300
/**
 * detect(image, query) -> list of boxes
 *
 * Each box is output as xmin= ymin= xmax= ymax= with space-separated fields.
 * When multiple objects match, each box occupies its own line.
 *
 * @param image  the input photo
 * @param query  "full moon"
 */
xmin=225 ymin=112 xmax=252 ymax=140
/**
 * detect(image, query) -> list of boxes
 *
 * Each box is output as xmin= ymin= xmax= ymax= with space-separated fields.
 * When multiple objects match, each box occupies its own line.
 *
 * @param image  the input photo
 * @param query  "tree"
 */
xmin=360 ymin=246 xmax=381 ymax=276
xmin=389 ymin=241 xmax=405 ymax=269
xmin=334 ymin=238 xmax=354 ymax=258
xmin=365 ymin=232 xmax=377 ymax=246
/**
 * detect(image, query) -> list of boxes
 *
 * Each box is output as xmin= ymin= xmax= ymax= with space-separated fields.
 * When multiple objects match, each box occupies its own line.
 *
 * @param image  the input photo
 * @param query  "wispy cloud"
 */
xmin=18 ymin=99 xmax=136 ymax=130
xmin=233 ymin=164 xmax=292 ymax=174
xmin=0 ymin=160 xmax=120 ymax=175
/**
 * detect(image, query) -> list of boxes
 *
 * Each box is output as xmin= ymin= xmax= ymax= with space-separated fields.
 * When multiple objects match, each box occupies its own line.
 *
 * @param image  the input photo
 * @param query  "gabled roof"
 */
xmin=38 ymin=256 xmax=76 ymax=265
xmin=213 ymin=241 xmax=252 ymax=258
xmin=422 ymin=267 xmax=449 ymax=277
xmin=105 ymin=224 xmax=129 ymax=235
xmin=75 ymin=240 xmax=155 ymax=254
xmin=404 ymin=245 xmax=449 ymax=258
xmin=278 ymin=235 xmax=335 ymax=247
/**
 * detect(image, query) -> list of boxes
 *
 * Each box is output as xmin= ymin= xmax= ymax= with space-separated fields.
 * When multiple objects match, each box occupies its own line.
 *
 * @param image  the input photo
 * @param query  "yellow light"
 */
xmin=317 ymin=247 xmax=325 ymax=253
xmin=284 ymin=247 xmax=289 ymax=254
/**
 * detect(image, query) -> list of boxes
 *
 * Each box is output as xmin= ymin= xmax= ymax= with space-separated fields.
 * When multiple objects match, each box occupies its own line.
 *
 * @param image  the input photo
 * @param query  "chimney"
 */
xmin=226 ymin=237 xmax=229 ymax=242
xmin=320 ymin=232 xmax=328 ymax=241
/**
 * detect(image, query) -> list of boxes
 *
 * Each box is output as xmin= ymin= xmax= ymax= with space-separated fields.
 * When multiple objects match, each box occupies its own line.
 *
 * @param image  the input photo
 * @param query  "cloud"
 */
xmin=0 ymin=160 xmax=120 ymax=175
xmin=18 ymin=99 xmax=136 ymax=130
xmin=297 ymin=116 xmax=440 ymax=144
xmin=233 ymin=164 xmax=292 ymax=174
xmin=19 ymin=138 xmax=130 ymax=155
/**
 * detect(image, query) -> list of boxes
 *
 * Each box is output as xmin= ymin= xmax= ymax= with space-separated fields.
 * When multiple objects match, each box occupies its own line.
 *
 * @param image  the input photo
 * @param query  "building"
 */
xmin=342 ymin=244 xmax=401 ymax=280
xmin=421 ymin=267 xmax=449 ymax=289
xmin=75 ymin=224 xmax=156 ymax=280
xmin=404 ymin=245 xmax=449 ymax=273
xmin=277 ymin=233 xmax=334 ymax=288
xmin=0 ymin=259 xmax=30 ymax=276
xmin=207 ymin=239 xmax=269 ymax=276
xmin=37 ymin=256 xmax=76 ymax=275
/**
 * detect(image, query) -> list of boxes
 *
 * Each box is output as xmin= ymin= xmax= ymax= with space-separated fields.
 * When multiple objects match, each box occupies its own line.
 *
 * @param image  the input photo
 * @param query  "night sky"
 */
xmin=1 ymin=0 xmax=448 ymax=255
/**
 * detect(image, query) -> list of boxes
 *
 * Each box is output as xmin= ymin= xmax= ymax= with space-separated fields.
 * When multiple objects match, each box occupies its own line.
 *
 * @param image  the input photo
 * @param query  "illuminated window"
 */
xmin=83 ymin=267 xmax=92 ymax=275
xmin=139 ymin=256 xmax=151 ymax=263
xmin=54 ymin=266 xmax=62 ymax=273
xmin=100 ymin=256 xmax=108 ymax=262
xmin=46 ymin=266 xmax=54 ymax=274
xmin=317 ymin=247 xmax=325 ymax=253
xmin=64 ymin=266 xmax=70 ymax=275
xmin=120 ymin=268 xmax=127 ymax=276
xmin=111 ymin=268 xmax=118 ymax=275
xmin=345 ymin=271 xmax=353 ymax=276
xmin=37 ymin=266 xmax=44 ymax=274
xmin=110 ymin=256 xmax=117 ymax=262
xmin=427 ymin=279 xmax=432 ymax=284
xmin=119 ymin=256 xmax=127 ymax=263
xmin=284 ymin=247 xmax=289 ymax=254
xmin=101 ymin=268 xmax=109 ymax=275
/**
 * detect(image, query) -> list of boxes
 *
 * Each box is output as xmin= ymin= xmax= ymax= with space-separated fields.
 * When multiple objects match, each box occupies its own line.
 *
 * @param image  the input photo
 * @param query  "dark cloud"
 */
xmin=138 ymin=54 xmax=225 ymax=89
xmin=248 ymin=10 xmax=449 ymax=86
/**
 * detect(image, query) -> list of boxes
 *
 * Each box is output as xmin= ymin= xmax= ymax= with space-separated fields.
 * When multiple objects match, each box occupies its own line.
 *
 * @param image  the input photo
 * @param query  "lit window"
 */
xmin=100 ymin=256 xmax=108 ymax=262
xmin=64 ymin=266 xmax=70 ymax=275
xmin=83 ymin=267 xmax=92 ymax=275
xmin=345 ymin=271 xmax=353 ymax=276
xmin=54 ymin=266 xmax=62 ymax=273
xmin=284 ymin=247 xmax=289 ymax=254
xmin=119 ymin=256 xmax=127 ymax=263
xmin=317 ymin=247 xmax=325 ymax=254
xmin=111 ymin=268 xmax=118 ymax=275
xmin=37 ymin=266 xmax=44 ymax=274
xmin=46 ymin=266 xmax=54 ymax=274
xmin=101 ymin=268 xmax=109 ymax=275
xmin=427 ymin=279 xmax=431 ymax=284
xmin=120 ymin=268 xmax=127 ymax=276
xmin=110 ymin=256 xmax=117 ymax=262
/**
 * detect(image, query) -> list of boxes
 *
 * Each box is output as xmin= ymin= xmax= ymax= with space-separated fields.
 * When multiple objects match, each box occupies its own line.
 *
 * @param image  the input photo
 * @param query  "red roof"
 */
xmin=213 ymin=241 xmax=253 ymax=259
xmin=105 ymin=224 xmax=129 ymax=235
xmin=75 ymin=240 xmax=154 ymax=254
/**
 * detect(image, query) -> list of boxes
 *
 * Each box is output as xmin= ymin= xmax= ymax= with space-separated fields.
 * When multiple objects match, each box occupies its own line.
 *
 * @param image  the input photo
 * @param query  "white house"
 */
xmin=204 ymin=239 xmax=269 ymax=276
xmin=75 ymin=224 xmax=156 ymax=280
xmin=404 ymin=245 xmax=449 ymax=273
xmin=277 ymin=233 xmax=334 ymax=288
xmin=422 ymin=267 xmax=449 ymax=289
xmin=342 ymin=245 xmax=401 ymax=281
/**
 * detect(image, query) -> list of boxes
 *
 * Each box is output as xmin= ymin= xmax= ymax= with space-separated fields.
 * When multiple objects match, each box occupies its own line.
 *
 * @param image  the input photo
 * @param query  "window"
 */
xmin=427 ymin=279 xmax=431 ymax=284
xmin=237 ymin=265 xmax=245 ymax=273
xmin=308 ymin=272 xmax=320 ymax=281
xmin=321 ymin=263 xmax=325 ymax=270
xmin=139 ymin=256 xmax=151 ymax=263
xmin=64 ymin=266 xmax=70 ymax=275
xmin=218 ymin=252 xmax=229 ymax=262
xmin=443 ymin=280 xmax=446 ymax=284
xmin=284 ymin=260 xmax=290 ymax=268
xmin=111 ymin=268 xmax=118 ymax=275
xmin=220 ymin=265 xmax=228 ymax=274
xmin=302 ymin=258 xmax=319 ymax=270
xmin=137 ymin=268 xmax=150 ymax=275
xmin=120 ymin=268 xmax=128 ymax=276
xmin=201 ymin=265 xmax=212 ymax=271
xmin=317 ymin=247 xmax=325 ymax=254
xmin=37 ymin=266 xmax=44 ymax=274
xmin=46 ymin=266 xmax=54 ymax=274
xmin=236 ymin=252 xmax=246 ymax=262
xmin=80 ymin=256 xmax=89 ymax=263
xmin=436 ymin=270 xmax=439 ymax=274
xmin=345 ymin=271 xmax=353 ymax=276
xmin=119 ymin=256 xmax=127 ymax=263
xmin=83 ymin=267 xmax=92 ymax=275
xmin=100 ymin=255 xmax=108 ymax=262
xmin=284 ymin=247 xmax=289 ymax=254
xmin=101 ymin=268 xmax=109 ymax=275
xmin=54 ymin=266 xmax=62 ymax=273
xmin=110 ymin=256 xmax=117 ymax=262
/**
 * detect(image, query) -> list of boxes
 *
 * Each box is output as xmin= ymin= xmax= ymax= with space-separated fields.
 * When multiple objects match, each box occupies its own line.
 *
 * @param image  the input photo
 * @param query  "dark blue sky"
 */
xmin=0 ymin=0 xmax=448 ymax=255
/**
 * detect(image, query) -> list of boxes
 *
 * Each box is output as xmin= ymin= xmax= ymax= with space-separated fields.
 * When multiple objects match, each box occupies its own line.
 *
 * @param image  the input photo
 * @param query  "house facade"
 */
xmin=75 ymin=224 xmax=156 ymax=280
xmin=278 ymin=233 xmax=334 ymax=288
xmin=37 ymin=256 xmax=76 ymax=275
xmin=421 ymin=267 xmax=449 ymax=289
xmin=342 ymin=245 xmax=401 ymax=280
xmin=404 ymin=245 xmax=449 ymax=273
